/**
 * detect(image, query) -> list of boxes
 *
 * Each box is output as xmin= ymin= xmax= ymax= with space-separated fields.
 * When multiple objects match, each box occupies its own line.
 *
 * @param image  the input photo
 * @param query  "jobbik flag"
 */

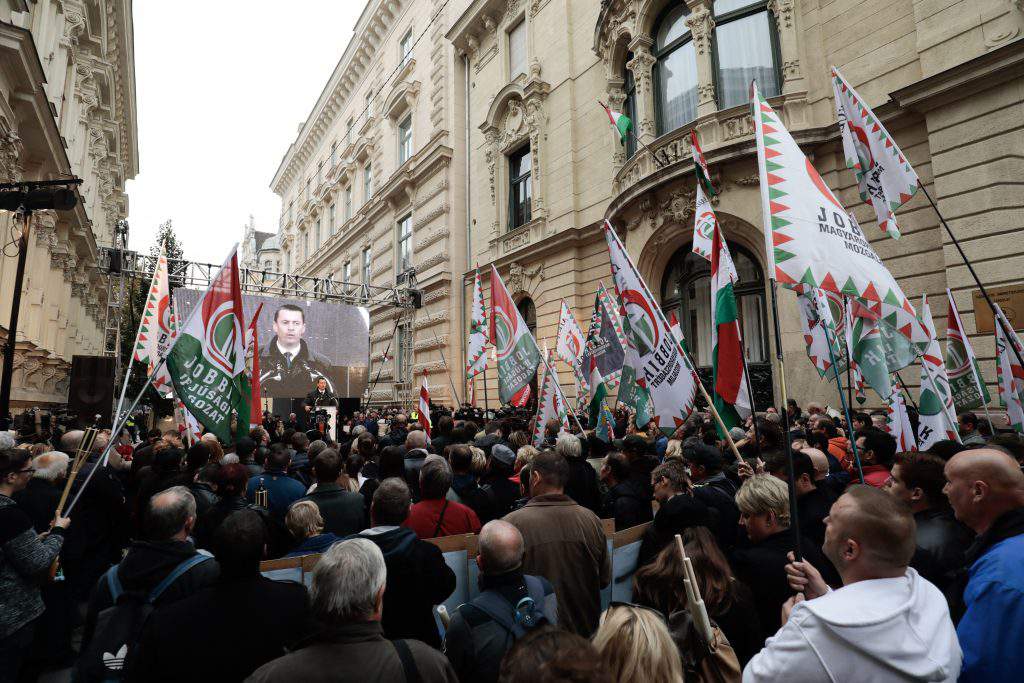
xmin=132 ymin=245 xmax=176 ymax=397
xmin=245 ymin=303 xmax=264 ymax=429
xmin=604 ymin=220 xmax=696 ymax=434
xmin=916 ymin=295 xmax=959 ymax=449
xmin=489 ymin=265 xmax=541 ymax=404
xmin=692 ymin=182 xmax=717 ymax=260
xmin=797 ymin=287 xmax=844 ymax=378
xmin=167 ymin=247 xmax=251 ymax=443
xmin=555 ymin=300 xmax=587 ymax=398
xmin=886 ymin=388 xmax=918 ymax=452
xmin=844 ymin=300 xmax=868 ymax=405
xmin=945 ymin=290 xmax=991 ymax=411
xmin=752 ymin=81 xmax=923 ymax=338
xmin=994 ymin=305 xmax=1024 ymax=434
xmin=466 ymin=268 xmax=490 ymax=379
xmin=711 ymin=217 xmax=750 ymax=429
xmin=533 ymin=348 xmax=568 ymax=448
xmin=578 ymin=284 xmax=625 ymax=393
xmin=832 ymin=67 xmax=919 ymax=240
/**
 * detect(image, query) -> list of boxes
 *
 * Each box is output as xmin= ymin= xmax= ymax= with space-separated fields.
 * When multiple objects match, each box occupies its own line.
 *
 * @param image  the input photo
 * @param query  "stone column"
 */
xmin=626 ymin=36 xmax=657 ymax=143
xmin=606 ymin=76 xmax=627 ymax=168
xmin=686 ymin=0 xmax=718 ymax=117
xmin=767 ymin=0 xmax=805 ymax=94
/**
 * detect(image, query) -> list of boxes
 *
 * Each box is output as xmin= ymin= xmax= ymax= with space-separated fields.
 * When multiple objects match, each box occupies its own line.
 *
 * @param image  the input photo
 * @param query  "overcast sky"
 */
xmin=125 ymin=2 xmax=363 ymax=262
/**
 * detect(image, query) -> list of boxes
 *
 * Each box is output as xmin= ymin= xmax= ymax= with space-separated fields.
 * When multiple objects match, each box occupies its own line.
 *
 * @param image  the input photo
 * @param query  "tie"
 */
xmin=284 ymin=352 xmax=293 ymax=368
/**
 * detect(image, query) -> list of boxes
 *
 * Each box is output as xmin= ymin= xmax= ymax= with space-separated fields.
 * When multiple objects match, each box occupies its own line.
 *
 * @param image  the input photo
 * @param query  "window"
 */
xmin=509 ymin=20 xmax=527 ymax=78
xmin=364 ymin=163 xmax=373 ymax=203
xmin=362 ymin=247 xmax=371 ymax=283
xmin=314 ymin=219 xmax=321 ymax=250
xmin=653 ymin=4 xmax=698 ymax=135
xmin=329 ymin=204 xmax=336 ymax=235
xmin=400 ymin=29 xmax=413 ymax=66
xmin=343 ymin=260 xmax=352 ymax=283
xmin=508 ymin=146 xmax=532 ymax=230
xmin=366 ymin=90 xmax=374 ymax=119
xmin=330 ymin=141 xmax=337 ymax=167
xmin=398 ymin=115 xmax=413 ymax=164
xmin=345 ymin=186 xmax=353 ymax=221
xmin=712 ymin=0 xmax=780 ymax=110
xmin=302 ymin=231 xmax=309 ymax=261
xmin=623 ymin=56 xmax=637 ymax=159
xmin=347 ymin=118 xmax=354 ymax=145
xmin=397 ymin=214 xmax=413 ymax=277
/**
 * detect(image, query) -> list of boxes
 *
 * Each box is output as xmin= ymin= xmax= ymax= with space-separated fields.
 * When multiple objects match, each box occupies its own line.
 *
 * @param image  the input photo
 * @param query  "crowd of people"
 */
xmin=0 ymin=399 xmax=1022 ymax=682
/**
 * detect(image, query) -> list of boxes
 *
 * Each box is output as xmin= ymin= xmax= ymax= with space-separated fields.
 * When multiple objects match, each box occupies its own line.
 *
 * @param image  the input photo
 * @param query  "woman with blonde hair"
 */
xmin=592 ymin=603 xmax=683 ymax=683
xmin=284 ymin=500 xmax=339 ymax=557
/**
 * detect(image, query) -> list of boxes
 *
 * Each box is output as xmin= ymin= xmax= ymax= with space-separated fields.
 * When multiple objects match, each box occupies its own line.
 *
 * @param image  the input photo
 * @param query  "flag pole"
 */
xmin=366 ymin=318 xmax=402 ymax=410
xmin=893 ymin=371 xmax=920 ymax=412
xmin=597 ymin=99 xmax=666 ymax=169
xmin=920 ymin=184 xmax=1024 ymax=370
xmin=541 ymin=350 xmax=585 ymax=434
xmin=917 ymin=354 xmax=964 ymax=443
xmin=734 ymin=323 xmax=763 ymax=459
xmin=843 ymin=297 xmax=854 ymax=410
xmin=694 ymin=378 xmax=745 ymax=465
xmin=821 ymin=318 xmax=865 ymax=484
xmin=967 ymin=355 xmax=996 ymax=436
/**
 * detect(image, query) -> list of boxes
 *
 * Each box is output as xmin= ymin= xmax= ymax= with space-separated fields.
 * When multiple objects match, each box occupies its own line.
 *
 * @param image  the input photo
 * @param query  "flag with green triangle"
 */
xmin=489 ymin=264 xmax=541 ymax=404
xmin=533 ymin=347 xmax=569 ymax=448
xmin=994 ymin=304 xmax=1024 ymax=434
xmin=886 ymin=388 xmax=918 ymax=452
xmin=711 ymin=216 xmax=750 ymax=431
xmin=601 ymin=102 xmax=633 ymax=147
xmin=916 ymin=294 xmax=959 ymax=449
xmin=132 ymin=245 xmax=176 ymax=397
xmin=466 ymin=268 xmax=490 ymax=379
xmin=945 ymin=289 xmax=991 ymax=411
xmin=587 ymin=354 xmax=609 ymax=431
xmin=797 ymin=287 xmax=843 ymax=378
xmin=848 ymin=299 xmax=893 ymax=401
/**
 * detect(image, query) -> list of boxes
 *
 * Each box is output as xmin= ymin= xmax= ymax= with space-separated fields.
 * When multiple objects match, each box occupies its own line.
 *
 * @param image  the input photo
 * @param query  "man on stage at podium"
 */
xmin=305 ymin=377 xmax=339 ymax=440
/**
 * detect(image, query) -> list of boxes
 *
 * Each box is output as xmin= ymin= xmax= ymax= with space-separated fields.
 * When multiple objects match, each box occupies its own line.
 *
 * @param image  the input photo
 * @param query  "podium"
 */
xmin=312 ymin=406 xmax=338 ymax=442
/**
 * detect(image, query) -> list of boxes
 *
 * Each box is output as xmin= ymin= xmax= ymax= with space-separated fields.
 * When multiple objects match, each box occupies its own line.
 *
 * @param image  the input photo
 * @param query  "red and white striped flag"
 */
xmin=418 ymin=371 xmax=432 ymax=437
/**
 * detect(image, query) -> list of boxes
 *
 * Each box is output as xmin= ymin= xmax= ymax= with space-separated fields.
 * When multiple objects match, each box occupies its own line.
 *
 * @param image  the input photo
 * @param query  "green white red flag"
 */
xmin=691 ymin=130 xmax=715 ymax=197
xmin=166 ymin=246 xmax=251 ymax=443
xmin=994 ymin=305 xmax=1024 ymax=434
xmin=466 ymin=268 xmax=490 ymax=379
xmin=752 ymin=81 xmax=921 ymax=336
xmin=886 ymin=388 xmax=918 ymax=452
xmin=601 ymin=102 xmax=633 ymax=147
xmin=692 ymin=182 xmax=717 ymax=261
xmin=916 ymin=295 xmax=959 ymax=449
xmin=711 ymin=218 xmax=750 ymax=429
xmin=945 ymin=290 xmax=991 ymax=411
xmin=831 ymin=67 xmax=919 ymax=240
xmin=604 ymin=220 xmax=696 ymax=434
xmin=843 ymin=300 xmax=868 ymax=405
xmin=668 ymin=311 xmax=686 ymax=352
xmin=489 ymin=264 xmax=541 ymax=404
xmin=587 ymin=354 xmax=609 ymax=433
xmin=245 ymin=303 xmax=264 ymax=429
xmin=418 ymin=371 xmax=432 ymax=437
xmin=132 ymin=245 xmax=176 ymax=397
xmin=532 ymin=347 xmax=568 ymax=447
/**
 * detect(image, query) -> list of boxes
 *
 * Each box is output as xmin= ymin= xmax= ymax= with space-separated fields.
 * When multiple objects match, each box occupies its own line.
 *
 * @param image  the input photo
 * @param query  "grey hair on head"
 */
xmin=311 ymin=537 xmax=387 ymax=624
xmin=32 ymin=452 xmax=69 ymax=482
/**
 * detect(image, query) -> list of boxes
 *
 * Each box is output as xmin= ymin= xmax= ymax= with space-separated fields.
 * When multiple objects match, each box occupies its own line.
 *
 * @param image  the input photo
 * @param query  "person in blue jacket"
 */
xmin=944 ymin=449 xmax=1024 ymax=683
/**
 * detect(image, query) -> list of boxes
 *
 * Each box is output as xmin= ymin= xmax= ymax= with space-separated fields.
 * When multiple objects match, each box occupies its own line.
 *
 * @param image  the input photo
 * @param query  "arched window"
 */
xmin=712 ymin=0 xmax=780 ymax=110
xmin=660 ymin=243 xmax=768 ymax=368
xmin=653 ymin=4 xmax=698 ymax=135
xmin=623 ymin=54 xmax=637 ymax=159
xmin=517 ymin=297 xmax=537 ymax=336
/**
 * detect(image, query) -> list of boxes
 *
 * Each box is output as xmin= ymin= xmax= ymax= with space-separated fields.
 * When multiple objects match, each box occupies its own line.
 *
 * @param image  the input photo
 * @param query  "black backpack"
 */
xmin=461 ymin=575 xmax=555 ymax=640
xmin=77 ymin=553 xmax=212 ymax=682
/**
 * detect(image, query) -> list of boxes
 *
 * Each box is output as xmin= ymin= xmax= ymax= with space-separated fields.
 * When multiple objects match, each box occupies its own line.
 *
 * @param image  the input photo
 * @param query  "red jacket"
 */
xmin=860 ymin=464 xmax=891 ymax=489
xmin=403 ymin=498 xmax=481 ymax=539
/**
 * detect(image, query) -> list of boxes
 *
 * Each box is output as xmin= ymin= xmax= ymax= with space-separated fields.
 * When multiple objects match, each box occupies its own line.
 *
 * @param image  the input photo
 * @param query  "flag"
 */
xmin=832 ymin=67 xmax=919 ymax=240
xmin=916 ymin=295 xmax=959 ymax=449
xmin=668 ymin=311 xmax=687 ymax=352
xmin=604 ymin=220 xmax=696 ymax=433
xmin=994 ymin=305 xmax=1024 ymax=434
xmin=595 ymin=401 xmax=616 ymax=443
xmin=166 ymin=247 xmax=251 ymax=443
xmin=844 ymin=301 xmax=868 ymax=405
xmin=797 ymin=288 xmax=843 ymax=378
xmin=945 ymin=290 xmax=991 ymax=411
xmin=418 ymin=371 xmax=432 ymax=436
xmin=691 ymin=130 xmax=714 ymax=197
xmin=175 ymin=399 xmax=202 ymax=444
xmin=489 ymin=265 xmax=541 ymax=404
xmin=466 ymin=268 xmax=489 ymax=379
xmin=556 ymin=299 xmax=588 ymax=401
xmin=245 ymin=303 xmax=264 ymax=429
xmin=848 ymin=299 xmax=893 ymax=401
xmin=510 ymin=384 xmax=532 ymax=408
xmin=752 ymin=81 xmax=920 ymax=336
xmin=886 ymin=389 xmax=918 ymax=452
xmin=692 ymin=182 xmax=717 ymax=261
xmin=533 ymin=348 xmax=569 ymax=447
xmin=579 ymin=285 xmax=625 ymax=392
xmin=132 ymin=245 xmax=176 ymax=397
xmin=711 ymin=219 xmax=750 ymax=430
xmin=587 ymin=355 xmax=610 ymax=429
xmin=601 ymin=102 xmax=632 ymax=146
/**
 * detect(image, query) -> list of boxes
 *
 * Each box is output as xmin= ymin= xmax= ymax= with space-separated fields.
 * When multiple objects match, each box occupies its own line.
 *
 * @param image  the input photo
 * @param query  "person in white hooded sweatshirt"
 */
xmin=743 ymin=485 xmax=961 ymax=682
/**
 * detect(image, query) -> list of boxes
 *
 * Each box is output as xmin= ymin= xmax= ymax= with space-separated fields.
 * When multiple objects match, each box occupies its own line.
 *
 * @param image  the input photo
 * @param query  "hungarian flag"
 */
xmin=692 ymin=182 xmax=716 ymax=260
xmin=711 ymin=219 xmax=751 ymax=430
xmin=945 ymin=289 xmax=991 ymax=411
xmin=532 ymin=348 xmax=569 ymax=447
xmin=669 ymin=311 xmax=686 ymax=352
xmin=132 ymin=245 xmax=176 ymax=397
xmin=604 ymin=220 xmax=696 ymax=433
xmin=510 ymin=384 xmax=532 ymax=408
xmin=886 ymin=389 xmax=918 ymax=452
xmin=832 ymin=67 xmax=919 ymax=240
xmin=752 ymin=82 xmax=920 ymax=334
xmin=418 ymin=371 xmax=432 ymax=436
xmin=994 ymin=304 xmax=1024 ymax=434
xmin=466 ymin=268 xmax=489 ymax=379
xmin=691 ymin=130 xmax=715 ymax=197
xmin=587 ymin=355 xmax=609 ymax=432
xmin=489 ymin=265 xmax=541 ymax=404
xmin=166 ymin=247 xmax=251 ymax=443
xmin=916 ymin=295 xmax=959 ymax=449
xmin=601 ymin=102 xmax=632 ymax=146
xmin=245 ymin=303 xmax=264 ymax=429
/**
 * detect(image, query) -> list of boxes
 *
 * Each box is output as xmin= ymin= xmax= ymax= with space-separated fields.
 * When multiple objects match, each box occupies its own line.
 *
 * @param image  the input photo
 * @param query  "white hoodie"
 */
xmin=743 ymin=568 xmax=962 ymax=682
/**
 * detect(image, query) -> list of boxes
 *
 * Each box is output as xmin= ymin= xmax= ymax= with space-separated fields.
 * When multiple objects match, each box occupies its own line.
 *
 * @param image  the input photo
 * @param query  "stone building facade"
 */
xmin=446 ymin=0 xmax=1024 ymax=412
xmin=270 ymin=0 xmax=466 ymax=406
xmin=0 ymin=0 xmax=137 ymax=410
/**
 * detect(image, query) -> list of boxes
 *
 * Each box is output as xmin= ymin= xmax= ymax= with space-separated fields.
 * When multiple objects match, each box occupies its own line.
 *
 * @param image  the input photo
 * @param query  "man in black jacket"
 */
xmin=766 ymin=450 xmax=836 ymax=548
xmin=81 ymin=486 xmax=220 ymax=650
xmin=300 ymin=449 xmax=365 ymax=536
xmin=134 ymin=510 xmax=311 ymax=681
xmin=599 ymin=452 xmax=652 ymax=531
xmin=480 ymin=445 xmax=520 ymax=520
xmin=259 ymin=304 xmax=334 ymax=397
xmin=637 ymin=459 xmax=714 ymax=567
xmin=685 ymin=442 xmax=740 ymax=551
xmin=558 ymin=434 xmax=601 ymax=514
xmin=351 ymin=477 xmax=455 ymax=648
xmin=444 ymin=520 xmax=557 ymax=683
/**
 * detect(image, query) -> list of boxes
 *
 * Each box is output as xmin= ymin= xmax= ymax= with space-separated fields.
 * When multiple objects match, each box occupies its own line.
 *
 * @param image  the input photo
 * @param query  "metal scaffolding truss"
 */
xmin=97 ymin=247 xmax=420 ymax=309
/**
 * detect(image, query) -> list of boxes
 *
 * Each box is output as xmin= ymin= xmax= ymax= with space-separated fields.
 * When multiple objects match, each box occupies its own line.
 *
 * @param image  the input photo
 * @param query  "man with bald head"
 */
xmin=944 ymin=449 xmax=1024 ymax=683
xmin=745 ymin=485 xmax=961 ymax=681
xmin=443 ymin=520 xmax=557 ymax=683
xmin=404 ymin=429 xmax=430 ymax=502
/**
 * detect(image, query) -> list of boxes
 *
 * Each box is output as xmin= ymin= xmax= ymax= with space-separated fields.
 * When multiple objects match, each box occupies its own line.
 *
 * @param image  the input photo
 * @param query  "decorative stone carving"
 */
xmin=0 ymin=124 xmax=24 ymax=183
xmin=61 ymin=1 xmax=87 ymax=48
xmin=503 ymin=227 xmax=531 ymax=253
xmin=782 ymin=59 xmax=801 ymax=83
xmin=721 ymin=112 xmax=755 ymax=140
xmin=500 ymin=100 xmax=528 ymax=149
xmin=626 ymin=46 xmax=656 ymax=140
xmin=685 ymin=7 xmax=715 ymax=56
xmin=767 ymin=0 xmax=794 ymax=30
xmin=414 ymin=252 xmax=447 ymax=272
xmin=698 ymin=83 xmax=717 ymax=107
xmin=655 ymin=187 xmax=697 ymax=231
xmin=485 ymin=129 xmax=498 ymax=207
xmin=507 ymin=262 xmax=526 ymax=293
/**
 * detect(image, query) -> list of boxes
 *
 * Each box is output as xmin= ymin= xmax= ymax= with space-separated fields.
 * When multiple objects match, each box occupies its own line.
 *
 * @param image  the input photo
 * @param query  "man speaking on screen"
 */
xmin=305 ymin=377 xmax=338 ymax=411
xmin=260 ymin=303 xmax=334 ymax=396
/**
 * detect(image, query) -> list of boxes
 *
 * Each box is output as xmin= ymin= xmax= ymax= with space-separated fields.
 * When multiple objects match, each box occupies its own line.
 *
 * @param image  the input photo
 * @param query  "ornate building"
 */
xmin=448 ymin=0 xmax=1024 ymax=410
xmin=0 ymin=0 xmax=137 ymax=410
xmin=271 ymin=0 xmax=466 ymax=406
xmin=240 ymin=215 xmax=279 ymax=272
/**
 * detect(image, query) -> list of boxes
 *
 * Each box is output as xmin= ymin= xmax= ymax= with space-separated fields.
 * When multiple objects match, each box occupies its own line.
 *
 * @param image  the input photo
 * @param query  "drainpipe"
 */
xmin=459 ymin=53 xmax=472 ymax=405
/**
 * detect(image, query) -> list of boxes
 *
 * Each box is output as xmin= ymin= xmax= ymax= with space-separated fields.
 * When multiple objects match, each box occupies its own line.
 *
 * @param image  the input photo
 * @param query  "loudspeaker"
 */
xmin=108 ymin=249 xmax=122 ymax=275
xmin=68 ymin=355 xmax=115 ymax=428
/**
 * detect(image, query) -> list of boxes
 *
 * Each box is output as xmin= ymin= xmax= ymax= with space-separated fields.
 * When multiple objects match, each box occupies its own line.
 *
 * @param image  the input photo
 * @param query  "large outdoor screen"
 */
xmin=173 ymin=290 xmax=370 ymax=399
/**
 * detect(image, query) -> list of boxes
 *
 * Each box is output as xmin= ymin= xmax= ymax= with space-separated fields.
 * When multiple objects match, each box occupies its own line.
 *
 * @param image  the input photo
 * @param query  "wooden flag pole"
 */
xmin=893 ymin=371 xmax=920 ymax=412
xmin=822 ymin=319 xmax=865 ymax=484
